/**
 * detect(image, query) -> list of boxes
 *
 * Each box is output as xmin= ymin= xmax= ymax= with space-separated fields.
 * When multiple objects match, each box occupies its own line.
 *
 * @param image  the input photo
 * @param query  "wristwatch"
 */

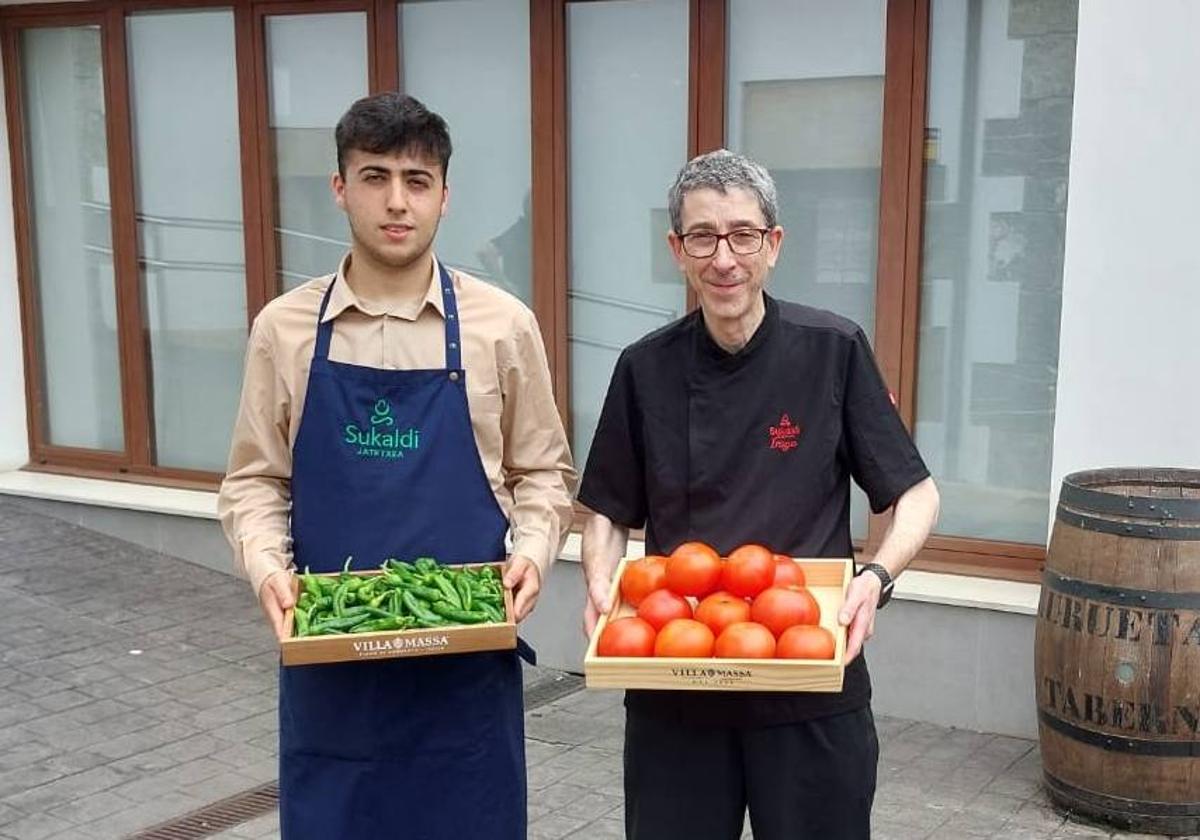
xmin=859 ymin=562 xmax=895 ymax=609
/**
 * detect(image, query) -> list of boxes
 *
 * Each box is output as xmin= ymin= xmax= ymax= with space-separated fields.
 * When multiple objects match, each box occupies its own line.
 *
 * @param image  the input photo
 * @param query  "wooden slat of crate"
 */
xmin=584 ymin=557 xmax=851 ymax=692
xmin=279 ymin=564 xmax=516 ymax=666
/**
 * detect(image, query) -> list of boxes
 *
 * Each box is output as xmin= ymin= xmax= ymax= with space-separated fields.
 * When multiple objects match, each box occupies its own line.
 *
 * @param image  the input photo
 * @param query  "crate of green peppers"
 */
xmin=280 ymin=558 xmax=516 ymax=666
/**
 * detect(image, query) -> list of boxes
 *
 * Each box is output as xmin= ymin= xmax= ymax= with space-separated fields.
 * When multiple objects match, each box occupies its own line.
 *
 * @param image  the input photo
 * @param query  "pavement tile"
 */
xmin=45 ymin=789 xmax=133 ymax=824
xmin=0 ymin=763 xmax=66 ymax=801
xmin=89 ymin=720 xmax=200 ymax=761
xmin=1051 ymin=822 xmax=1117 ymax=838
xmin=528 ymin=811 xmax=592 ymax=839
xmin=564 ymin=816 xmax=625 ymax=839
xmin=0 ymin=764 xmax=129 ymax=814
xmin=0 ymin=741 xmax=58 ymax=774
xmin=558 ymin=790 xmax=622 ymax=821
xmin=0 ymin=811 xmax=74 ymax=840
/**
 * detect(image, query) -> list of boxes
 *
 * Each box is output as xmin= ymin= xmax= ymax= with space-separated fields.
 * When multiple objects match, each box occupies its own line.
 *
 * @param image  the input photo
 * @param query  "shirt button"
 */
xmin=448 ymin=313 xmax=456 ymax=320
xmin=449 ymin=341 xmax=458 ymax=350
xmin=449 ymin=371 xmax=460 ymax=382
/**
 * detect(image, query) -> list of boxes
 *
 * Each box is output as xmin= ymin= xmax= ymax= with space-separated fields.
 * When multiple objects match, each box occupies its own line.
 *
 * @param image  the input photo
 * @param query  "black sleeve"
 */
xmin=843 ymin=329 xmax=930 ymax=513
xmin=576 ymin=350 xmax=647 ymax=529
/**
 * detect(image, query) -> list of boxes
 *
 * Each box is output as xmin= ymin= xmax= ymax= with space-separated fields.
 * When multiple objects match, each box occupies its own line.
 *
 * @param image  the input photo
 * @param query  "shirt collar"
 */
xmin=694 ymin=292 xmax=778 ymax=365
xmin=320 ymin=253 xmax=447 ymax=323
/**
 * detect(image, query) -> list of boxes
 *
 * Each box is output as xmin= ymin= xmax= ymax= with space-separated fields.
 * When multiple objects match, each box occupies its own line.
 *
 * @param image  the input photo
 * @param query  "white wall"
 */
xmin=0 ymin=58 xmax=29 ymax=470
xmin=1050 ymin=0 xmax=1200 ymax=519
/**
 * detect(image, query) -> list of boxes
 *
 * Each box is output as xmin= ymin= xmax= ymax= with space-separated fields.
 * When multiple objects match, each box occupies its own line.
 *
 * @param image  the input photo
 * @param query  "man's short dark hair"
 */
xmin=335 ymin=93 xmax=452 ymax=179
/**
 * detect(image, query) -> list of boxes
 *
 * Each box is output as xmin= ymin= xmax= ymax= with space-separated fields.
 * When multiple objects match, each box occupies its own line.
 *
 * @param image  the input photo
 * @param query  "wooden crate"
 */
xmin=584 ymin=557 xmax=852 ymax=692
xmin=280 ymin=564 xmax=516 ymax=666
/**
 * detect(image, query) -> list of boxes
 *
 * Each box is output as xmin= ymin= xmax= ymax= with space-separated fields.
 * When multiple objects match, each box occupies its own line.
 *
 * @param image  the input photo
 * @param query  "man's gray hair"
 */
xmin=668 ymin=149 xmax=779 ymax=233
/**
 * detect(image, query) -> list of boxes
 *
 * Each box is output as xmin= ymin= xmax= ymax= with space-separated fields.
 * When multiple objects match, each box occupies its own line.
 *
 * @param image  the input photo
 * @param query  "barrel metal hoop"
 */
xmin=1056 ymin=505 xmax=1200 ymax=540
xmin=1042 ymin=569 xmax=1200 ymax=610
xmin=1060 ymin=476 xmax=1200 ymax=522
xmin=1039 ymin=710 xmax=1200 ymax=757
xmin=1044 ymin=770 xmax=1200 ymax=819
xmin=1060 ymin=470 xmax=1200 ymax=520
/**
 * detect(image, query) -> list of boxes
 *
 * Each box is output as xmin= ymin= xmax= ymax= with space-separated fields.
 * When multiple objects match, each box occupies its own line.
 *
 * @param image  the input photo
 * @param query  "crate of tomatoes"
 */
xmin=584 ymin=544 xmax=851 ymax=692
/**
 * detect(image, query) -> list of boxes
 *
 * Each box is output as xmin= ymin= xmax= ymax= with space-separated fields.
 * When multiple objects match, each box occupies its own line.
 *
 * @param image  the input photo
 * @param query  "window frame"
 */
xmin=1 ymin=0 xmax=1046 ymax=579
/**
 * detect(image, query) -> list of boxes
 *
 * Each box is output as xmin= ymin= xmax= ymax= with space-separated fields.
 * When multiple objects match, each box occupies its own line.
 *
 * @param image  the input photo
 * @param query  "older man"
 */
xmin=579 ymin=149 xmax=939 ymax=840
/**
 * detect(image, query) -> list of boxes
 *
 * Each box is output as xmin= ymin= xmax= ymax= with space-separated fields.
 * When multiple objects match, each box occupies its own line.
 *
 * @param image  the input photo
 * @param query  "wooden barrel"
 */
xmin=1035 ymin=468 xmax=1200 ymax=835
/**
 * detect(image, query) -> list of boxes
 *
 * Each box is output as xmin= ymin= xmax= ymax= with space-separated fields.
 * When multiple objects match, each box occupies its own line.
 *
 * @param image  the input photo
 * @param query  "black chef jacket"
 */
xmin=578 ymin=293 xmax=930 ymax=727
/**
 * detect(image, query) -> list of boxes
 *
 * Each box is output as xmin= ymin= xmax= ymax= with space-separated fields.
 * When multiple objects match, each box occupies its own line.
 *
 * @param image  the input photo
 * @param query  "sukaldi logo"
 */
xmin=769 ymin=413 xmax=801 ymax=452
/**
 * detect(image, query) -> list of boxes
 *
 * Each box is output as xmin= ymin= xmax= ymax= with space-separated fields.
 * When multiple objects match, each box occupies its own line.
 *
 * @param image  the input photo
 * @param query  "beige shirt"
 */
xmin=218 ymin=256 xmax=577 ymax=595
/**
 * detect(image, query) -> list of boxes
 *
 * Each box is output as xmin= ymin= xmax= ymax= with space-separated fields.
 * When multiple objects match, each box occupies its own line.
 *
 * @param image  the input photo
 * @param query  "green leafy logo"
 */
xmin=344 ymin=398 xmax=420 ymax=460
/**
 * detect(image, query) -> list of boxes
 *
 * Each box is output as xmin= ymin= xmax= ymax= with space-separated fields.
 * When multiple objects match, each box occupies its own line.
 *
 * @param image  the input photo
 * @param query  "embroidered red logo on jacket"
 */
xmin=769 ymin=413 xmax=801 ymax=452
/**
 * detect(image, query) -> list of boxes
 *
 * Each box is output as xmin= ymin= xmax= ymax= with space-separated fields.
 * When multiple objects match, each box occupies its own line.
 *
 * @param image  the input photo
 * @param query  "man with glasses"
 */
xmin=579 ymin=149 xmax=940 ymax=839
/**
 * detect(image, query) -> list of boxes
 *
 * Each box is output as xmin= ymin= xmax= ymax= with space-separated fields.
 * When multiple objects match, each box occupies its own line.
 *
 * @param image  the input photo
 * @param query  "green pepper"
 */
xmin=407 ymin=584 xmax=446 ymax=603
xmin=310 ymin=612 xmax=374 ymax=634
xmin=382 ymin=571 xmax=409 ymax=588
xmin=402 ymin=590 xmax=448 ymax=626
xmin=433 ymin=575 xmax=463 ymax=609
xmin=414 ymin=557 xmax=438 ymax=573
xmin=294 ymin=606 xmax=311 ymax=637
xmin=429 ymin=601 xmax=489 ymax=624
xmin=302 ymin=570 xmax=324 ymax=600
xmin=478 ymin=602 xmax=505 ymax=623
xmin=455 ymin=574 xmax=472 ymax=612
xmin=333 ymin=581 xmax=351 ymax=617
xmin=350 ymin=616 xmax=416 ymax=633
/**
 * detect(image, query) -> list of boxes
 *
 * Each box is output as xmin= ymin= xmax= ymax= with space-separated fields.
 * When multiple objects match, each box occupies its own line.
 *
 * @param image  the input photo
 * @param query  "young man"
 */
xmin=218 ymin=93 xmax=575 ymax=839
xmin=579 ymin=149 xmax=940 ymax=840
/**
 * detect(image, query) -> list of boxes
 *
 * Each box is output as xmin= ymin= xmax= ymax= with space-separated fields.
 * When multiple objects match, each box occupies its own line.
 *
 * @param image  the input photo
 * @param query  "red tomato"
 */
xmin=721 ymin=544 xmax=776 ymax=598
xmin=714 ymin=622 xmax=776 ymax=659
xmin=776 ymin=624 xmax=836 ymax=660
xmin=772 ymin=555 xmax=807 ymax=588
xmin=596 ymin=617 xmax=657 ymax=657
xmin=653 ymin=619 xmax=715 ymax=658
xmin=665 ymin=542 xmax=723 ymax=598
xmin=750 ymin=586 xmax=822 ymax=637
xmin=619 ymin=556 xmax=668 ymax=607
xmin=694 ymin=591 xmax=751 ymax=637
xmin=636 ymin=588 xmax=693 ymax=631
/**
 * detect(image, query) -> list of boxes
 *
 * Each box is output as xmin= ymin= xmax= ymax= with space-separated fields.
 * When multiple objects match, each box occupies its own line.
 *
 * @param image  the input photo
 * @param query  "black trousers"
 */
xmin=624 ymin=705 xmax=879 ymax=840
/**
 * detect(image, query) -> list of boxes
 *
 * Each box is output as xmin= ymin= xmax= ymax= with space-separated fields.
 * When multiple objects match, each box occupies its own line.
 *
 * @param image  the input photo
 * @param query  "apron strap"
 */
xmin=313 ymin=261 xmax=462 ymax=370
xmin=516 ymin=637 xmax=537 ymax=666
xmin=438 ymin=262 xmax=463 ymax=371
xmin=313 ymin=278 xmax=338 ymax=360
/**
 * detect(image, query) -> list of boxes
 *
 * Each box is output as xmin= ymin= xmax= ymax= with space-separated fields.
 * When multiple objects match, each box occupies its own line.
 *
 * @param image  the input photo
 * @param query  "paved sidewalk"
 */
xmin=0 ymin=498 xmax=1192 ymax=840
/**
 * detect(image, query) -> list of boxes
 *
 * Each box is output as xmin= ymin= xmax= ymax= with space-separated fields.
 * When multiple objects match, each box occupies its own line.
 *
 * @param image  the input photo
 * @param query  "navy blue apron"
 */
xmin=280 ymin=263 xmax=528 ymax=839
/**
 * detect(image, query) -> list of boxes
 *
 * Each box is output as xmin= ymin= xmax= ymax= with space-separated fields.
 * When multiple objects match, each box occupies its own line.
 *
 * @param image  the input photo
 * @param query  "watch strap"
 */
xmin=860 ymin=562 xmax=895 ymax=608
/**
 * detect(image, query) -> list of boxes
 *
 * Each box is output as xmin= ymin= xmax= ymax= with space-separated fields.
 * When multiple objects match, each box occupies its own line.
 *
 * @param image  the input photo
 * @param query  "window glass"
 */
xmin=914 ymin=0 xmax=1077 ymax=542
xmin=400 ymin=0 xmax=532 ymax=303
xmin=267 ymin=13 xmax=368 ymax=290
xmin=567 ymin=0 xmax=689 ymax=466
xmin=20 ymin=26 xmax=123 ymax=451
xmin=127 ymin=9 xmax=246 ymax=471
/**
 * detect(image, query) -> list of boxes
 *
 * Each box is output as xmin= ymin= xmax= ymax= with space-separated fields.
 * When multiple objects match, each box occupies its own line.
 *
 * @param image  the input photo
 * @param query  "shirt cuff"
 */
xmin=511 ymin=535 xmax=555 ymax=582
xmin=239 ymin=534 xmax=295 ymax=597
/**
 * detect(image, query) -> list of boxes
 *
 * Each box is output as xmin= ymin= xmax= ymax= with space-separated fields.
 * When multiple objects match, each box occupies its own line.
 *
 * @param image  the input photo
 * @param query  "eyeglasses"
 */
xmin=678 ymin=228 xmax=770 ymax=259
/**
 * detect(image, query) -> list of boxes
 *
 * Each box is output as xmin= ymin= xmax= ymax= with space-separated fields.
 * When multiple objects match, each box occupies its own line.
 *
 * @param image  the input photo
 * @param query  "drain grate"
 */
xmin=128 ymin=673 xmax=585 ymax=838
xmin=126 ymin=781 xmax=279 ymax=840
xmin=524 ymin=671 xmax=585 ymax=710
